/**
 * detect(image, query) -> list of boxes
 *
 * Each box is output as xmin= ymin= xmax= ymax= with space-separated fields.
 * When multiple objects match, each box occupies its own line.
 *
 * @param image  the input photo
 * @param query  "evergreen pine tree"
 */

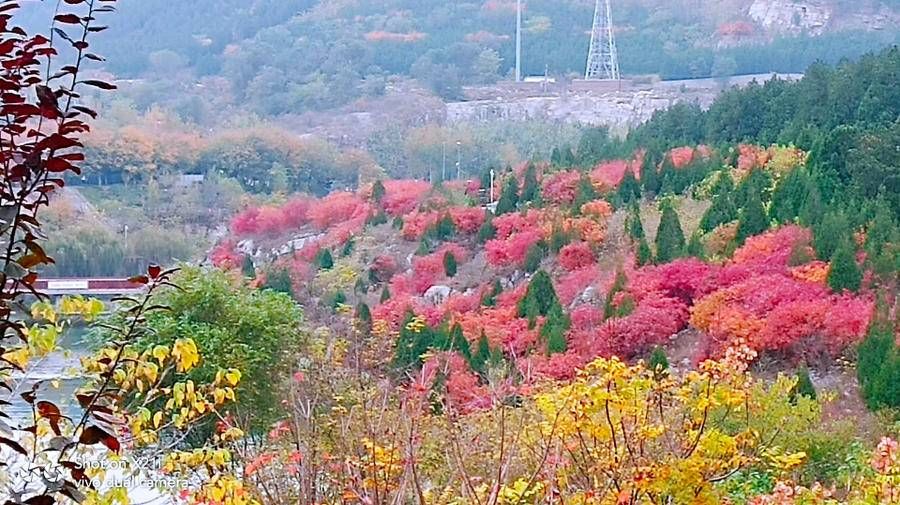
xmin=517 ymin=270 xmax=558 ymax=319
xmin=317 ymin=249 xmax=334 ymax=270
xmin=477 ymin=211 xmax=497 ymax=243
xmin=443 ymin=251 xmax=458 ymax=277
xmin=495 ymin=176 xmax=519 ymax=215
xmin=524 ymin=243 xmax=544 ymax=273
xmin=380 ymin=286 xmax=391 ymax=303
xmin=827 ymin=241 xmax=862 ymax=293
xmin=482 ymin=279 xmax=502 ymax=307
xmin=330 ymin=291 xmax=347 ymax=310
xmin=521 ymin=162 xmax=539 ymax=203
xmin=550 ymin=224 xmax=572 ymax=253
xmin=263 ymin=268 xmax=294 ymax=297
xmin=792 ymin=365 xmax=817 ymax=400
xmin=617 ymin=171 xmax=641 ymax=204
xmin=604 ymin=269 xmax=628 ymax=319
xmin=686 ymin=231 xmax=705 ymax=259
xmin=709 ymin=170 xmax=734 ymax=198
xmin=655 ymin=201 xmax=686 ymax=263
xmin=769 ymin=168 xmax=810 ymax=224
xmin=560 ymin=145 xmax=576 ymax=167
xmin=541 ymin=303 xmax=570 ymax=355
xmin=550 ymin=147 xmax=562 ymax=166
xmin=857 ymin=317 xmax=900 ymax=410
xmin=813 ymin=209 xmax=850 ymax=260
xmin=699 ymin=193 xmax=737 ymax=233
xmin=798 ymin=184 xmax=824 ymax=228
xmin=648 ymin=346 xmax=669 ymax=374
xmin=415 ymin=238 xmax=431 ymax=256
xmin=472 ymin=331 xmax=492 ymax=374
xmin=641 ymin=155 xmax=661 ymax=196
xmin=736 ymin=191 xmax=769 ymax=243
xmin=371 ymin=179 xmax=386 ymax=202
xmin=356 ymin=302 xmax=373 ymax=334
xmin=626 ymin=202 xmax=645 ymax=241
xmin=241 ymin=255 xmax=256 ymax=279
xmin=636 ymin=237 xmax=653 ymax=266
xmin=341 ymin=239 xmax=355 ymax=257
xmin=448 ymin=323 xmax=471 ymax=361
xmin=572 ymin=175 xmax=598 ymax=212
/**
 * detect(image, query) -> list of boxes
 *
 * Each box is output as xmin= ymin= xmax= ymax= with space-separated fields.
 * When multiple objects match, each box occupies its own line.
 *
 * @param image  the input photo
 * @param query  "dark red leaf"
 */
xmin=79 ymin=79 xmax=115 ymax=90
xmin=79 ymin=425 xmax=120 ymax=453
xmin=54 ymin=14 xmax=81 ymax=24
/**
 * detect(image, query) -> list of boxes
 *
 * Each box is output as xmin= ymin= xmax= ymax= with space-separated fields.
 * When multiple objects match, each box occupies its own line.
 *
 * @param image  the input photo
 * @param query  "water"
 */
xmin=4 ymin=325 xmax=91 ymax=424
xmin=2 ymin=325 xmax=176 ymax=504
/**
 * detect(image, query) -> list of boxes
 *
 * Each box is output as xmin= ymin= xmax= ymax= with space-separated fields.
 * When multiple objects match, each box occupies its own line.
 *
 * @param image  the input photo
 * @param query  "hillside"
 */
xmin=18 ymin=0 xmax=900 ymax=118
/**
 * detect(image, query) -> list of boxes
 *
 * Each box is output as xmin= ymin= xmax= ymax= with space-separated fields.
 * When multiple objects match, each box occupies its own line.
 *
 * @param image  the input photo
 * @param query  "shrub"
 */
xmin=477 ymin=211 xmax=497 ymax=243
xmin=380 ymin=286 xmax=392 ymax=302
xmin=263 ymin=267 xmax=294 ymax=297
xmin=559 ymin=242 xmax=596 ymax=271
xmin=521 ymin=162 xmax=540 ymax=203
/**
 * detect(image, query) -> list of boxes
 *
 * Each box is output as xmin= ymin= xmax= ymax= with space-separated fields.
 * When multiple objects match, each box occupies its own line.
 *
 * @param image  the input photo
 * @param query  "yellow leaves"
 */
xmin=2 ymin=347 xmax=29 ymax=369
xmin=59 ymin=296 xmax=104 ymax=321
xmin=172 ymin=338 xmax=200 ymax=372
xmin=30 ymin=300 xmax=57 ymax=323
xmin=405 ymin=315 xmax=427 ymax=334
xmin=498 ymin=478 xmax=545 ymax=504
xmin=153 ymin=411 xmax=164 ymax=429
xmin=151 ymin=344 xmax=169 ymax=364
xmin=224 ymin=368 xmax=241 ymax=387
xmin=764 ymin=447 xmax=808 ymax=473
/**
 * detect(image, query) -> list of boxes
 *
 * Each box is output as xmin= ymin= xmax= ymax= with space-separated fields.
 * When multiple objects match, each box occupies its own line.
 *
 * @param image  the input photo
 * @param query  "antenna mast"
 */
xmin=515 ymin=0 xmax=522 ymax=82
xmin=585 ymin=0 xmax=620 ymax=80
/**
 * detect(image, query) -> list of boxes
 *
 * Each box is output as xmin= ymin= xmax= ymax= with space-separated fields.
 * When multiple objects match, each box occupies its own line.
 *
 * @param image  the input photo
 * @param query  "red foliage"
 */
xmin=590 ymin=160 xmax=631 ymax=189
xmin=558 ymin=242 xmax=596 ymax=271
xmin=541 ymin=171 xmax=581 ymax=204
xmin=485 ymin=230 xmax=544 ymax=267
xmin=380 ymin=180 xmax=431 ymax=216
xmin=668 ymin=147 xmax=696 ymax=169
xmin=449 ymin=206 xmax=486 ymax=234
xmin=493 ymin=210 xmax=545 ymax=240
xmin=402 ymin=211 xmax=441 ymax=240
xmin=580 ymin=200 xmax=614 ymax=219
xmin=308 ymin=191 xmax=372 ymax=231
xmin=210 ymin=241 xmax=242 ymax=270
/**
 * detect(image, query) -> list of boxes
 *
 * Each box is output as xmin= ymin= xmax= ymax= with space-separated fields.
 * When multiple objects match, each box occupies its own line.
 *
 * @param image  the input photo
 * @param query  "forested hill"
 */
xmin=17 ymin=0 xmax=900 ymax=115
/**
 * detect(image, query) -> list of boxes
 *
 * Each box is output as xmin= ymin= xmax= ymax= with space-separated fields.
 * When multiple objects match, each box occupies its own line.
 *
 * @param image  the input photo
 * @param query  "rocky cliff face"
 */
xmin=748 ymin=0 xmax=832 ymax=35
xmin=746 ymin=0 xmax=899 ymax=35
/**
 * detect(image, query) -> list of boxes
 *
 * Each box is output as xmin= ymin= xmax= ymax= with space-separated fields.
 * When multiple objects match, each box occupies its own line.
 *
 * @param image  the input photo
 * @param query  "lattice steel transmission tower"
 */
xmin=585 ymin=0 xmax=620 ymax=80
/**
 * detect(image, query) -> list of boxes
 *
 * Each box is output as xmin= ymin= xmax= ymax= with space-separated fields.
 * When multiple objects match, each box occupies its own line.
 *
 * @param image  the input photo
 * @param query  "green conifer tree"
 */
xmin=448 ymin=323 xmax=471 ymax=361
xmin=443 ymin=251 xmax=458 ymax=277
xmin=495 ymin=176 xmax=520 ymax=215
xmin=380 ymin=285 xmax=391 ymax=303
xmin=477 ymin=211 xmax=497 ymax=243
xmin=617 ymin=171 xmax=641 ymax=204
xmin=699 ymin=193 xmax=737 ymax=233
xmin=241 ymin=255 xmax=256 ymax=279
xmin=371 ymin=179 xmax=386 ymax=202
xmin=737 ymin=191 xmax=769 ymax=243
xmin=813 ymin=209 xmax=850 ymax=260
xmin=572 ymin=175 xmax=598 ymax=212
xmin=524 ymin=243 xmax=544 ymax=273
xmin=636 ymin=237 xmax=653 ymax=266
xmin=655 ymin=201 xmax=685 ymax=263
xmin=472 ymin=331 xmax=492 ymax=374
xmin=541 ymin=303 xmax=570 ymax=355
xmin=521 ymin=162 xmax=539 ymax=203
xmin=792 ymin=365 xmax=817 ymax=400
xmin=317 ymin=249 xmax=334 ymax=270
xmin=686 ymin=231 xmax=705 ymax=259
xmin=827 ymin=241 xmax=862 ymax=293
xmin=517 ymin=270 xmax=558 ymax=320
xmin=648 ymin=346 xmax=669 ymax=375
xmin=626 ymin=202 xmax=645 ymax=241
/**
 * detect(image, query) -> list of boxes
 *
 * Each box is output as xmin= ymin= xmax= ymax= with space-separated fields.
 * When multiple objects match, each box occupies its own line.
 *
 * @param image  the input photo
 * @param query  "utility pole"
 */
xmin=515 ymin=0 xmax=522 ymax=82
xmin=456 ymin=140 xmax=462 ymax=180
xmin=585 ymin=0 xmax=620 ymax=80
xmin=490 ymin=169 xmax=496 ymax=203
